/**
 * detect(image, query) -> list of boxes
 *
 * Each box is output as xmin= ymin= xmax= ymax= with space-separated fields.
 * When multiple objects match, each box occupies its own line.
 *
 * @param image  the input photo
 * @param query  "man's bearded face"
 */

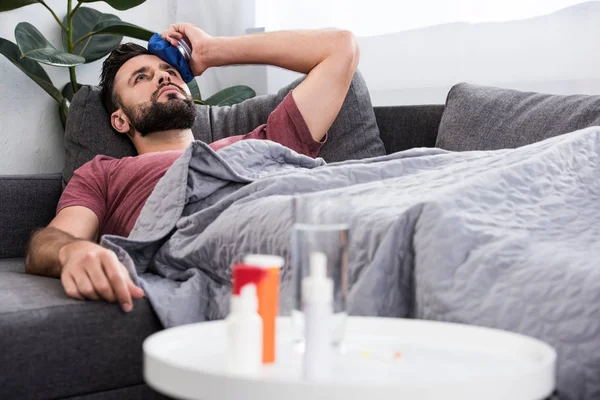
xmin=111 ymin=55 xmax=196 ymax=137
xmin=121 ymin=82 xmax=196 ymax=137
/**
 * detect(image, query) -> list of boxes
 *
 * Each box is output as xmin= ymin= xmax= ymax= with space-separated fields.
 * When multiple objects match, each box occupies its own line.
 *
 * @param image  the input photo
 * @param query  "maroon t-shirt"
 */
xmin=58 ymin=92 xmax=324 ymax=238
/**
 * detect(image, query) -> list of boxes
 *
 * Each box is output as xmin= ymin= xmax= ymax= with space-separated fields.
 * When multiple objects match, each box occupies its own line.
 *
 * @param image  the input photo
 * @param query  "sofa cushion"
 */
xmin=62 ymin=70 xmax=385 ymax=186
xmin=436 ymin=82 xmax=600 ymax=151
xmin=0 ymin=174 xmax=62 ymax=259
xmin=0 ymin=259 xmax=162 ymax=399
xmin=0 ymin=258 xmax=25 ymax=272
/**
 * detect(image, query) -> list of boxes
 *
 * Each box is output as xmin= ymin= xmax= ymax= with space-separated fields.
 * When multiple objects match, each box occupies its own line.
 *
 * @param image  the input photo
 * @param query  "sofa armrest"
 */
xmin=374 ymin=105 xmax=445 ymax=154
xmin=0 ymin=174 xmax=62 ymax=259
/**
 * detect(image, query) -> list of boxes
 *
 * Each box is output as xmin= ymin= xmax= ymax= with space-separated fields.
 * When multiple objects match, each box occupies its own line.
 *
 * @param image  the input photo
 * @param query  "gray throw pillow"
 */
xmin=62 ymin=70 xmax=385 ymax=186
xmin=436 ymin=82 xmax=600 ymax=151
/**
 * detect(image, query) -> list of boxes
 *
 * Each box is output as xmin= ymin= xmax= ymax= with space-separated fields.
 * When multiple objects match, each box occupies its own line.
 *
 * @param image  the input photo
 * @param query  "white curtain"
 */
xmin=175 ymin=0 xmax=600 ymax=105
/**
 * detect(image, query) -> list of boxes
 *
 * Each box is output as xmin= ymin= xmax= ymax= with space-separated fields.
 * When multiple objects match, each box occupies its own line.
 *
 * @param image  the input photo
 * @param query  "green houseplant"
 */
xmin=0 ymin=0 xmax=256 ymax=126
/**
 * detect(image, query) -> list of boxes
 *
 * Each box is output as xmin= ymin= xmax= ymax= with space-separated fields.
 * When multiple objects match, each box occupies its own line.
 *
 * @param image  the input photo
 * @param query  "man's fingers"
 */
xmin=61 ymin=273 xmax=84 ymax=300
xmin=85 ymin=261 xmax=116 ymax=303
xmin=127 ymin=279 xmax=145 ymax=299
xmin=169 ymin=23 xmax=193 ymax=33
xmin=166 ymin=24 xmax=187 ymax=39
xmin=72 ymin=254 xmax=101 ymax=300
xmin=161 ymin=29 xmax=181 ymax=46
xmin=100 ymin=251 xmax=133 ymax=312
xmin=169 ymin=23 xmax=198 ymax=41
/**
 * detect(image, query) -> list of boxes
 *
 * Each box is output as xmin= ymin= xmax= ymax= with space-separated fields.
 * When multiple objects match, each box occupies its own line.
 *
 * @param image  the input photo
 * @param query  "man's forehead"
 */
xmin=115 ymin=54 xmax=174 ymax=84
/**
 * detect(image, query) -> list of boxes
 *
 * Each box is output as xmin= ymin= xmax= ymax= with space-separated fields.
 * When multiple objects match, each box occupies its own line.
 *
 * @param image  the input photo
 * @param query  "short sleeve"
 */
xmin=209 ymin=92 xmax=326 ymax=157
xmin=57 ymin=155 xmax=112 ymax=225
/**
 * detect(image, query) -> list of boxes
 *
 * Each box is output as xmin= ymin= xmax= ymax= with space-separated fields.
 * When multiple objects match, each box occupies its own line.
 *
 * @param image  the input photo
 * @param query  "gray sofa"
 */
xmin=0 ymin=100 xmax=443 ymax=399
xmin=2 ymin=79 xmax=598 ymax=399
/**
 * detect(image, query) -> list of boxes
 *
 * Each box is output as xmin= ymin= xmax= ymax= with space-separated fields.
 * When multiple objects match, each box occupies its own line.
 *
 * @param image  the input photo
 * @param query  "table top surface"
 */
xmin=144 ymin=316 xmax=556 ymax=400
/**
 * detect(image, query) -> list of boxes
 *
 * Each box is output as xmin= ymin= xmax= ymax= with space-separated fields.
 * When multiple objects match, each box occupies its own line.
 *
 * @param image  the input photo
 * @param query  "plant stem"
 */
xmin=68 ymin=67 xmax=77 ymax=94
xmin=77 ymin=38 xmax=92 ymax=57
xmin=39 ymin=0 xmax=68 ymax=32
xmin=66 ymin=0 xmax=78 ymax=94
xmin=71 ymin=1 xmax=82 ymax=17
xmin=73 ymin=31 xmax=94 ymax=49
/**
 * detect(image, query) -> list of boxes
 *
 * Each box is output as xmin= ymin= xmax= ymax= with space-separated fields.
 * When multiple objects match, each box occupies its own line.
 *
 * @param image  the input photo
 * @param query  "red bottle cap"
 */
xmin=232 ymin=264 xmax=268 ymax=295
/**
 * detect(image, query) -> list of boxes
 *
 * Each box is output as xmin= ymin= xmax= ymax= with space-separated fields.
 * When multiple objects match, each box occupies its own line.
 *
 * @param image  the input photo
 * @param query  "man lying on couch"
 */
xmin=25 ymin=23 xmax=360 ymax=313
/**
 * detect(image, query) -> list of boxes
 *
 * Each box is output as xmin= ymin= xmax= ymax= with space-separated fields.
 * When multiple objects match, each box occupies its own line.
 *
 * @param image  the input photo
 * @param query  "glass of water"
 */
xmin=290 ymin=195 xmax=350 ymax=350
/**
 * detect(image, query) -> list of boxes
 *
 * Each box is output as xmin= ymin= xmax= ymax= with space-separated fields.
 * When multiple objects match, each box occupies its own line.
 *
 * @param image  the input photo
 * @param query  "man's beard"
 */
xmin=122 ymin=84 xmax=196 ymax=137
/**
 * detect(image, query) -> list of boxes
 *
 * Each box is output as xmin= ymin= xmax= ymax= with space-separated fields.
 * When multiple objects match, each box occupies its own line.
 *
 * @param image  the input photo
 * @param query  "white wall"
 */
xmin=255 ymin=0 xmax=592 ymax=36
xmin=3 ymin=0 xmax=599 ymax=173
xmin=174 ymin=0 xmax=268 ymax=99
xmin=358 ymin=1 xmax=600 ymax=106
xmin=0 ymin=0 xmax=176 ymax=174
xmin=180 ymin=1 xmax=600 ymax=106
xmin=260 ymin=1 xmax=600 ymax=106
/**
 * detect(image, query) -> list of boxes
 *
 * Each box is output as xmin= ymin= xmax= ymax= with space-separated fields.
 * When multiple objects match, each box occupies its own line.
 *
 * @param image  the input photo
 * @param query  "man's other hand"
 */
xmin=58 ymin=241 xmax=144 ymax=312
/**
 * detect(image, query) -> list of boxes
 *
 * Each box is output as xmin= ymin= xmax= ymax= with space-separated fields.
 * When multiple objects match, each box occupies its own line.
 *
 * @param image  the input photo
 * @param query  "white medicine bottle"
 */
xmin=226 ymin=283 xmax=263 ymax=375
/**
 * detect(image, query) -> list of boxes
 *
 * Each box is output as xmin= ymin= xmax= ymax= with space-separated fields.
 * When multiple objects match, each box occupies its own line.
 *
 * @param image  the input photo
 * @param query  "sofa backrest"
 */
xmin=0 ymin=174 xmax=62 ymax=259
xmin=436 ymin=83 xmax=600 ymax=151
xmin=374 ymin=105 xmax=444 ymax=154
xmin=62 ymin=72 xmax=385 ymax=187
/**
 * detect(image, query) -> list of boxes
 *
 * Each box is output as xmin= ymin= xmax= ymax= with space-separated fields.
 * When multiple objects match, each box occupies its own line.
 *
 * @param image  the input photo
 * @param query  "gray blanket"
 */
xmin=102 ymin=128 xmax=600 ymax=400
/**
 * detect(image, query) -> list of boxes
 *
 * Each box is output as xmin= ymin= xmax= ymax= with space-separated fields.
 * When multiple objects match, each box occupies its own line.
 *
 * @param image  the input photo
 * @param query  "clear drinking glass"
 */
xmin=290 ymin=195 xmax=350 ymax=350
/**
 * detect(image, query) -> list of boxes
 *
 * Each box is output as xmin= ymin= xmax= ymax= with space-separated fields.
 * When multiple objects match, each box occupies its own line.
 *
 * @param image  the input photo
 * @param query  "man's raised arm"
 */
xmin=162 ymin=25 xmax=360 ymax=142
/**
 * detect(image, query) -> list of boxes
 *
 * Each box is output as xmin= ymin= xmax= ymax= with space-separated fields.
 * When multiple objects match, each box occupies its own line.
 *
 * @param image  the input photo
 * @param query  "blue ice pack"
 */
xmin=147 ymin=33 xmax=194 ymax=83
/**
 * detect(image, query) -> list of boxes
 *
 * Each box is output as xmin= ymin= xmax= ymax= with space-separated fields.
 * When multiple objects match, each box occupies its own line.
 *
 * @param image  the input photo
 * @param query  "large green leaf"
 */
xmin=59 ymin=97 xmax=71 ymax=128
xmin=61 ymin=81 xmax=83 ymax=102
xmin=89 ymin=19 xmax=153 ymax=41
xmin=0 ymin=0 xmax=39 ymax=12
xmin=0 ymin=37 xmax=63 ymax=103
xmin=60 ymin=82 xmax=85 ymax=127
xmin=187 ymin=79 xmax=202 ymax=102
xmin=204 ymin=85 xmax=256 ymax=106
xmin=79 ymin=0 xmax=146 ymax=11
xmin=15 ymin=22 xmax=85 ymax=67
xmin=64 ymin=7 xmax=122 ymax=63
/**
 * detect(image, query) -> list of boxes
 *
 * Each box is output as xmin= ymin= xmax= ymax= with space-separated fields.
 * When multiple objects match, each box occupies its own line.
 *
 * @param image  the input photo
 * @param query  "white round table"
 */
xmin=144 ymin=317 xmax=556 ymax=400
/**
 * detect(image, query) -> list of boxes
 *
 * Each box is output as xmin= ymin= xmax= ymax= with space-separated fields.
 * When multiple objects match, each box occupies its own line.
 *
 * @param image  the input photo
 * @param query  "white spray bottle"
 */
xmin=302 ymin=252 xmax=333 ymax=381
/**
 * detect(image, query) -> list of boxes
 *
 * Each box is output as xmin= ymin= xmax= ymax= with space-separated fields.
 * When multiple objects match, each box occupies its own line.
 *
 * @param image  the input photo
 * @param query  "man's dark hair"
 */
xmin=99 ymin=42 xmax=151 ymax=114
